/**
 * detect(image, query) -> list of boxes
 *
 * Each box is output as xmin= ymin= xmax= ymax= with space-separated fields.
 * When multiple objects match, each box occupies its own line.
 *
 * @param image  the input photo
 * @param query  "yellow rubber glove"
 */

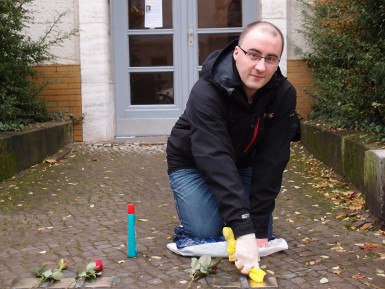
xmin=222 ymin=227 xmax=237 ymax=261
xmin=222 ymin=227 xmax=266 ymax=283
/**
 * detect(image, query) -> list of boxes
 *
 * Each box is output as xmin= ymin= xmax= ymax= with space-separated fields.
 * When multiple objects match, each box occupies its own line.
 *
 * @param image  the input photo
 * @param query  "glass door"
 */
xmin=113 ymin=0 xmax=258 ymax=136
xmin=127 ymin=0 xmax=174 ymax=106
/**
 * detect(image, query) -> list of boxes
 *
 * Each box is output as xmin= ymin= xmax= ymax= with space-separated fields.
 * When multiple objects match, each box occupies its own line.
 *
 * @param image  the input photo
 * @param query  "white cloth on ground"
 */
xmin=166 ymin=238 xmax=288 ymax=257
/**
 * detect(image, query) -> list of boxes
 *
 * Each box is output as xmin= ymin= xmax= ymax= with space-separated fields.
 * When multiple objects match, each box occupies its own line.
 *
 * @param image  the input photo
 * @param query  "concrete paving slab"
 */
xmin=10 ymin=277 xmax=118 ymax=289
xmin=11 ymin=278 xmax=47 ymax=289
xmin=210 ymin=276 xmax=278 ymax=288
xmin=249 ymin=277 xmax=278 ymax=288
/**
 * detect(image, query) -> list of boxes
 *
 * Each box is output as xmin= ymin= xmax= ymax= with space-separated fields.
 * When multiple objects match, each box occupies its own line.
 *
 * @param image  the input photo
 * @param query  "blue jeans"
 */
xmin=169 ymin=168 xmax=273 ymax=239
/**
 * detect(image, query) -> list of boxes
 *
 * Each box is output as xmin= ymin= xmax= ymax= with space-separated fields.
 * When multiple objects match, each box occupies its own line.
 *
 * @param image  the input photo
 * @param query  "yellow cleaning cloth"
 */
xmin=222 ymin=227 xmax=266 ymax=283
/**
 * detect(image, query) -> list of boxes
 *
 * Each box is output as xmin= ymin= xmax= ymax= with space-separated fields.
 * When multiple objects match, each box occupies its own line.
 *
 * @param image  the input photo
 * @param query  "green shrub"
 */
xmin=300 ymin=0 xmax=385 ymax=141
xmin=0 ymin=0 xmax=76 ymax=131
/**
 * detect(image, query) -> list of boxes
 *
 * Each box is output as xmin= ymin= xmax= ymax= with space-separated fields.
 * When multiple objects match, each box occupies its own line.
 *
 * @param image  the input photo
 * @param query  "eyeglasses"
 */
xmin=237 ymin=46 xmax=280 ymax=66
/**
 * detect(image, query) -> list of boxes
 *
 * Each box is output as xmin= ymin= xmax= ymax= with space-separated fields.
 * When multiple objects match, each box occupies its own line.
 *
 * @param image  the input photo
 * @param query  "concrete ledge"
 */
xmin=301 ymin=121 xmax=385 ymax=228
xmin=364 ymin=150 xmax=385 ymax=226
xmin=0 ymin=121 xmax=73 ymax=182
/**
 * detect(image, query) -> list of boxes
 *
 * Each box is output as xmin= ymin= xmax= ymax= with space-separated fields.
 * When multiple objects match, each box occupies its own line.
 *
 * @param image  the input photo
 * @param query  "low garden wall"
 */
xmin=301 ymin=121 xmax=385 ymax=228
xmin=0 ymin=121 xmax=73 ymax=182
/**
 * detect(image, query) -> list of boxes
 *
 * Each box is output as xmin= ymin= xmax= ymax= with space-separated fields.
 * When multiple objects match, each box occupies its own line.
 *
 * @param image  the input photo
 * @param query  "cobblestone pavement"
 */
xmin=0 ymin=140 xmax=384 ymax=289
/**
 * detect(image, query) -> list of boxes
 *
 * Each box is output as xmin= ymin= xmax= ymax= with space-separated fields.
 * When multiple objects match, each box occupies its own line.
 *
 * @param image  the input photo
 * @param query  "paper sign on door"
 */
xmin=145 ymin=0 xmax=163 ymax=28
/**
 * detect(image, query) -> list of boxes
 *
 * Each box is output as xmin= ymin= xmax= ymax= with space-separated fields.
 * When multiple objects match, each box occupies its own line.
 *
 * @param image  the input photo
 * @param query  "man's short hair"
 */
xmin=238 ymin=21 xmax=284 ymax=56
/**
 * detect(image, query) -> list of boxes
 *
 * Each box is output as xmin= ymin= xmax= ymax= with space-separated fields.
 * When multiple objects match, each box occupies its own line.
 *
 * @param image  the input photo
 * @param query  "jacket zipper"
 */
xmin=244 ymin=117 xmax=260 ymax=153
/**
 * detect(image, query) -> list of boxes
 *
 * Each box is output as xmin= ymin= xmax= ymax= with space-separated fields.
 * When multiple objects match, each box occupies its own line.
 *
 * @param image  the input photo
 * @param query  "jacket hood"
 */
xmin=201 ymin=39 xmax=241 ymax=91
xmin=201 ymin=39 xmax=286 ymax=98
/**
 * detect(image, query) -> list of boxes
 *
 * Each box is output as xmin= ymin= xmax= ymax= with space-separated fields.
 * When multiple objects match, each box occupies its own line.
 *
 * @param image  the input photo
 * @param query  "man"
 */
xmin=166 ymin=21 xmax=299 ymax=274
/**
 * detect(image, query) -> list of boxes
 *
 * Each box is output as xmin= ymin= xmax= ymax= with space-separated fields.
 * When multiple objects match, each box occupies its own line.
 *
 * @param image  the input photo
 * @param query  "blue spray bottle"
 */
xmin=127 ymin=203 xmax=137 ymax=257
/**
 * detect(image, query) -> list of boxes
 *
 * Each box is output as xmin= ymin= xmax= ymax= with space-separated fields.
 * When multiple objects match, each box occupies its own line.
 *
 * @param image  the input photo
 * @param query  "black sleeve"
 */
xmin=185 ymin=79 xmax=255 ymax=238
xmin=250 ymin=82 xmax=298 ymax=238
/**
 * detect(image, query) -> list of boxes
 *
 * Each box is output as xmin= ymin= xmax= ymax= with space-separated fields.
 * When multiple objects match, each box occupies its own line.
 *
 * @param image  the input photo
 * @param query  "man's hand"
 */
xmin=233 ymin=233 xmax=260 ymax=274
xmin=256 ymin=238 xmax=269 ymax=248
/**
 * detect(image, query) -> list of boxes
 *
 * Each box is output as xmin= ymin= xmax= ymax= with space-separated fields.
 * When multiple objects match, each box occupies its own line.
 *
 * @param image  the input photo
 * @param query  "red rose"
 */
xmin=95 ymin=260 xmax=103 ymax=272
xmin=58 ymin=258 xmax=68 ymax=270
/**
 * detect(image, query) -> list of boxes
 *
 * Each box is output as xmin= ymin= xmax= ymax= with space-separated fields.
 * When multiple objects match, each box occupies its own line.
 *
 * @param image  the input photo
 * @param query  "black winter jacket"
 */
xmin=166 ymin=40 xmax=298 ymax=238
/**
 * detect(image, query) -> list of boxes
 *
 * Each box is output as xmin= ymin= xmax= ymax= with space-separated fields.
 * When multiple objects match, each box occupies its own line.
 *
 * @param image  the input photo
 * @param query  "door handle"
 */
xmin=188 ymin=24 xmax=194 ymax=46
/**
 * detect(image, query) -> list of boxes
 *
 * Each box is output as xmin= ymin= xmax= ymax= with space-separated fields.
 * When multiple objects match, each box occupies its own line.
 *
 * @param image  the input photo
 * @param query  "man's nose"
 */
xmin=254 ymin=58 xmax=267 ymax=71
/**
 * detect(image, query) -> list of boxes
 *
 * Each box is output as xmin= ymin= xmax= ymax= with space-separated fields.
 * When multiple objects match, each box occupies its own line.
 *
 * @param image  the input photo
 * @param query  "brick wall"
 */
xmin=34 ymin=65 xmax=83 ymax=142
xmin=287 ymin=60 xmax=313 ymax=118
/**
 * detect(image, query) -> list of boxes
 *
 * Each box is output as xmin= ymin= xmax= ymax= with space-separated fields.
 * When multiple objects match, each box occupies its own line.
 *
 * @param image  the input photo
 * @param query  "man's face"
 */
xmin=233 ymin=24 xmax=283 ymax=98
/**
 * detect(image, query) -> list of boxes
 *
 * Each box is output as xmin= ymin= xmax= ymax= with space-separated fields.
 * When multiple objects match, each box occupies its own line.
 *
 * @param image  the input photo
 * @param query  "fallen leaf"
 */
xmin=302 ymin=237 xmax=311 ymax=243
xmin=358 ymin=243 xmax=383 ymax=250
xmin=360 ymin=223 xmax=373 ymax=230
xmin=138 ymin=219 xmax=149 ymax=222
xmin=352 ymin=273 xmax=365 ymax=279
xmin=320 ymin=277 xmax=328 ymax=283
xmin=331 ymin=246 xmax=344 ymax=251
xmin=344 ymin=205 xmax=363 ymax=210
xmin=45 ymin=159 xmax=57 ymax=164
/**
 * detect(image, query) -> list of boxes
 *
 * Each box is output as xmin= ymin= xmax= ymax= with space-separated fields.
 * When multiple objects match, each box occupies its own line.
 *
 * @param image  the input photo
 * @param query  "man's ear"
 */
xmin=233 ymin=47 xmax=239 ymax=61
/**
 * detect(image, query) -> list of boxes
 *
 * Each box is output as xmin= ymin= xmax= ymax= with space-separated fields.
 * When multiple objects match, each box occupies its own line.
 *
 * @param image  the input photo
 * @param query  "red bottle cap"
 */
xmin=127 ymin=203 xmax=135 ymax=214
